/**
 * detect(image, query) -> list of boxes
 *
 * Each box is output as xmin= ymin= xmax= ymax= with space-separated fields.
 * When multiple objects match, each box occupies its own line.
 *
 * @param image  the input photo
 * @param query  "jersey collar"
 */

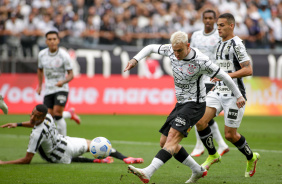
xmin=183 ymin=48 xmax=196 ymax=61
xmin=48 ymin=48 xmax=59 ymax=56
xmin=203 ymin=28 xmax=217 ymax=36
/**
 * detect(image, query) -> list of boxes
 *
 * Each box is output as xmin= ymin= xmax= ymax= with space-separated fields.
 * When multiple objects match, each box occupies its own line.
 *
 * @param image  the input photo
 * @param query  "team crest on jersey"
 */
xmin=187 ymin=64 xmax=197 ymax=74
xmin=51 ymin=58 xmax=63 ymax=68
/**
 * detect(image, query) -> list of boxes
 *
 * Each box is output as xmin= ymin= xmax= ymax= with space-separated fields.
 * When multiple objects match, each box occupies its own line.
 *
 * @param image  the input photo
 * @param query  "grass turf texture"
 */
xmin=0 ymin=115 xmax=281 ymax=184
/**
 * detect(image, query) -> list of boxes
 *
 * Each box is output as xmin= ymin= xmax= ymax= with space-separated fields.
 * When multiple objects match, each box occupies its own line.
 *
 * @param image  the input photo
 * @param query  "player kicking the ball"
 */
xmin=124 ymin=31 xmax=245 ymax=183
xmin=0 ymin=104 xmax=143 ymax=165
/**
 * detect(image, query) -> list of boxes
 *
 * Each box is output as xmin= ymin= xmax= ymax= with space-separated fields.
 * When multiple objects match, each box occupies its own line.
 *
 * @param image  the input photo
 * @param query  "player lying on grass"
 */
xmin=0 ymin=104 xmax=143 ymax=165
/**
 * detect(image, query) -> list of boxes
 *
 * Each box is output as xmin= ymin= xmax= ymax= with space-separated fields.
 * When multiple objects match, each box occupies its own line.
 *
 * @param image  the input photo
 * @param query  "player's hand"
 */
xmin=236 ymin=96 xmax=245 ymax=108
xmin=210 ymin=77 xmax=221 ymax=83
xmin=124 ymin=59 xmax=138 ymax=72
xmin=36 ymin=86 xmax=42 ymax=95
xmin=56 ymin=81 xmax=64 ymax=87
xmin=1 ymin=123 xmax=17 ymax=128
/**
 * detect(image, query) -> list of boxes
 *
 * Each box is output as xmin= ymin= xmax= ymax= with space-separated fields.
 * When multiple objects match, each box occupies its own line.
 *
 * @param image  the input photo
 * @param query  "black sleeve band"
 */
xmin=17 ymin=122 xmax=23 ymax=126
xmin=211 ymin=68 xmax=220 ymax=79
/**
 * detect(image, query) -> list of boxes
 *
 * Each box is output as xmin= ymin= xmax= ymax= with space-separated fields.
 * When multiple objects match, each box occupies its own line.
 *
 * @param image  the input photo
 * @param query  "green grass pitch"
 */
xmin=0 ymin=114 xmax=281 ymax=184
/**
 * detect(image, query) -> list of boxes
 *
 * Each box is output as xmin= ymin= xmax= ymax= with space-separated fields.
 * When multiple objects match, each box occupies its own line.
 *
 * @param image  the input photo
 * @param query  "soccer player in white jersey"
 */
xmin=196 ymin=13 xmax=260 ymax=178
xmin=190 ymin=10 xmax=229 ymax=157
xmin=36 ymin=29 xmax=80 ymax=136
xmin=0 ymin=104 xmax=144 ymax=164
xmin=124 ymin=31 xmax=246 ymax=183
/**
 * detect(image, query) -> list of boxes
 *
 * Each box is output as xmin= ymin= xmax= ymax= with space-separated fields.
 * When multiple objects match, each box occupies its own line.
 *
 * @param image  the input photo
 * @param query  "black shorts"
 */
xmin=205 ymin=83 xmax=215 ymax=94
xmin=159 ymin=102 xmax=206 ymax=137
xmin=44 ymin=92 xmax=69 ymax=109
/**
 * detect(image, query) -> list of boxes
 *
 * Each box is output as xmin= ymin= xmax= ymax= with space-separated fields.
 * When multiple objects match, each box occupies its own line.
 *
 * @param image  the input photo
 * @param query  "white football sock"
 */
xmin=210 ymin=121 xmax=228 ymax=148
xmin=182 ymin=155 xmax=201 ymax=172
xmin=56 ymin=118 xmax=67 ymax=136
xmin=143 ymin=158 xmax=164 ymax=178
xmin=63 ymin=111 xmax=71 ymax=119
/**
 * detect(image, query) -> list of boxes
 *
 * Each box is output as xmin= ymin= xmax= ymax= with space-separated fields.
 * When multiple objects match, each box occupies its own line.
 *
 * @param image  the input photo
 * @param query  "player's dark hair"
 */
xmin=219 ymin=13 xmax=235 ymax=25
xmin=45 ymin=30 xmax=59 ymax=38
xmin=36 ymin=104 xmax=48 ymax=116
xmin=203 ymin=9 xmax=216 ymax=18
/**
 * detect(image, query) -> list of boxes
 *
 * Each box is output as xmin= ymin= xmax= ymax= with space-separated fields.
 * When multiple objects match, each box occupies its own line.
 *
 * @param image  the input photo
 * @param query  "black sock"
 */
xmin=198 ymin=126 xmax=216 ymax=155
xmin=174 ymin=146 xmax=189 ymax=163
xmin=208 ymin=119 xmax=215 ymax=126
xmin=232 ymin=135 xmax=253 ymax=160
xmin=109 ymin=148 xmax=127 ymax=160
xmin=72 ymin=157 xmax=94 ymax=163
xmin=155 ymin=149 xmax=172 ymax=163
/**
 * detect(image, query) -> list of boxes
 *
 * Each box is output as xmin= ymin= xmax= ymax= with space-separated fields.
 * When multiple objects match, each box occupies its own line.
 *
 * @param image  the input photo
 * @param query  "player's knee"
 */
xmin=54 ymin=115 xmax=63 ymax=120
xmin=196 ymin=120 xmax=207 ymax=131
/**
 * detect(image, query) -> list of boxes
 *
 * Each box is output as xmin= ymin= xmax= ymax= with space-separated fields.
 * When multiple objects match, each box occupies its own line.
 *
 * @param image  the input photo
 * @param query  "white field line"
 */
xmin=1 ymin=134 xmax=281 ymax=154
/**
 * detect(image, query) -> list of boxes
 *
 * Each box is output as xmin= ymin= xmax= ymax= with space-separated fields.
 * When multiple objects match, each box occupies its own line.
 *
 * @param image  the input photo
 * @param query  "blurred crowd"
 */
xmin=0 ymin=0 xmax=282 ymax=58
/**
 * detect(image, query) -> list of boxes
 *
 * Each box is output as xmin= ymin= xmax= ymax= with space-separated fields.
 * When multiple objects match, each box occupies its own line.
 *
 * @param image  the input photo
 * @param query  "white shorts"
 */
xmin=59 ymin=137 xmax=88 ymax=164
xmin=206 ymin=91 xmax=245 ymax=128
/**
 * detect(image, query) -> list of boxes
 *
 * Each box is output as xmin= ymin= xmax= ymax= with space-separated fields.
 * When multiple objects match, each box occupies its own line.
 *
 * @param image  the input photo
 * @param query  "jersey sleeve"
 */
xmin=158 ymin=44 xmax=172 ymax=57
xmin=38 ymin=53 xmax=43 ymax=69
xmin=27 ymin=130 xmax=43 ymax=154
xmin=200 ymin=59 xmax=220 ymax=78
xmin=133 ymin=44 xmax=162 ymax=61
xmin=233 ymin=41 xmax=250 ymax=63
xmin=63 ymin=52 xmax=73 ymax=71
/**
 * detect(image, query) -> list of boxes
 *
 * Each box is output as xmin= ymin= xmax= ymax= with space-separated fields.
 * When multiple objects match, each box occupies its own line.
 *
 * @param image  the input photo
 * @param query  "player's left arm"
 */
xmin=0 ymin=152 xmax=34 ymax=164
xmin=228 ymin=60 xmax=253 ymax=78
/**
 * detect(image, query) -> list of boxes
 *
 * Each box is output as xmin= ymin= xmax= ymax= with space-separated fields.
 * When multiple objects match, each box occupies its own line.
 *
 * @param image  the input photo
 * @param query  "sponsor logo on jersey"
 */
xmin=227 ymin=109 xmax=238 ymax=120
xmin=234 ymin=45 xmax=245 ymax=61
xmin=175 ymin=116 xmax=186 ymax=126
xmin=216 ymin=59 xmax=234 ymax=72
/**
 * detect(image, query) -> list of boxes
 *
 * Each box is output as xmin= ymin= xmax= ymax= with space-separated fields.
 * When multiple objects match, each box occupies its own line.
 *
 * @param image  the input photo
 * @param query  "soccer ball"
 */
xmin=90 ymin=137 xmax=112 ymax=159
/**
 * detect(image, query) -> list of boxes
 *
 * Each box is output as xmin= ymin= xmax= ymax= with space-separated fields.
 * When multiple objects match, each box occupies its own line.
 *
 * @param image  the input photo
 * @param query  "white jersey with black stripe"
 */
xmin=214 ymin=36 xmax=250 ymax=97
xmin=190 ymin=29 xmax=220 ymax=84
xmin=27 ymin=113 xmax=68 ymax=163
xmin=38 ymin=48 xmax=73 ymax=95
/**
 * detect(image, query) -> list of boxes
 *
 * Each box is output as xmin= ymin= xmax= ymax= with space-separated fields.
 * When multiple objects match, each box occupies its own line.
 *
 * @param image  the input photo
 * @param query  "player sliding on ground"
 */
xmin=0 ymin=104 xmax=143 ymax=165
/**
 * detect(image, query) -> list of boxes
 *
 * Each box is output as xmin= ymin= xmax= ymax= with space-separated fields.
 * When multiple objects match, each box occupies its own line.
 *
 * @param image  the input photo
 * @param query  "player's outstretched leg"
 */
xmin=110 ymin=148 xmax=144 ymax=164
xmin=245 ymin=152 xmax=260 ymax=177
xmin=123 ymin=157 xmax=144 ymax=164
xmin=191 ymin=126 xmax=205 ymax=157
xmin=185 ymin=166 xmax=207 ymax=183
xmin=93 ymin=156 xmax=114 ymax=163
xmin=0 ymin=95 xmax=8 ymax=114
xmin=128 ymin=165 xmax=150 ymax=183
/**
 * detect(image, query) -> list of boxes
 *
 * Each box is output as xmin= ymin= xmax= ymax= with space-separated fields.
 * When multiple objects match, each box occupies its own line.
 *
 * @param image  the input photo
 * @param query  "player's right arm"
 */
xmin=0 ymin=152 xmax=34 ymax=164
xmin=1 ymin=121 xmax=35 ymax=128
xmin=124 ymin=44 xmax=161 ymax=72
xmin=36 ymin=68 xmax=43 ymax=95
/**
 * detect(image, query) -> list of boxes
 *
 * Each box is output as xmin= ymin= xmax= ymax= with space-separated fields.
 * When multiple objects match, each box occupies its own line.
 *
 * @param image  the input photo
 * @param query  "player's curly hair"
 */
xmin=36 ymin=104 xmax=48 ymax=116
xmin=170 ymin=31 xmax=188 ymax=46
